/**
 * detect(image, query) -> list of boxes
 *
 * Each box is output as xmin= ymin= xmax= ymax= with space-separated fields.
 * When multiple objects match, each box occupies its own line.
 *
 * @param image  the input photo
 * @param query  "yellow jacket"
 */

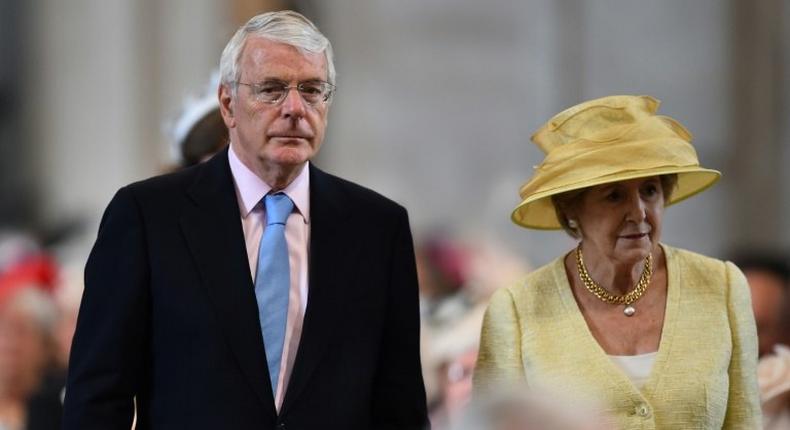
xmin=474 ymin=245 xmax=762 ymax=429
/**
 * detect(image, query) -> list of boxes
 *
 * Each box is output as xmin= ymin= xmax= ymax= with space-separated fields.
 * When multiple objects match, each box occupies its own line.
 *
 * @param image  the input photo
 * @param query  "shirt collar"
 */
xmin=228 ymin=143 xmax=310 ymax=223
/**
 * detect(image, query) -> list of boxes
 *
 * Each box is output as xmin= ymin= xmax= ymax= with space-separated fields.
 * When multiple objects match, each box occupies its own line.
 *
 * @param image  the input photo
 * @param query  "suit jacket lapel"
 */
xmin=280 ymin=165 xmax=357 ymax=416
xmin=178 ymin=148 xmax=277 ymax=417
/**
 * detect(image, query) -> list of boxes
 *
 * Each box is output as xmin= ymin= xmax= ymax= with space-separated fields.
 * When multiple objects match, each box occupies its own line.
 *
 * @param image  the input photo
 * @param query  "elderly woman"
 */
xmin=474 ymin=95 xmax=762 ymax=428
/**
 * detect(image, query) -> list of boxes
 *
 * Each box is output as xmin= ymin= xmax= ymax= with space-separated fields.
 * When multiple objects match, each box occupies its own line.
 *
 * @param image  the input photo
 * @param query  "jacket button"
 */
xmin=636 ymin=403 xmax=650 ymax=417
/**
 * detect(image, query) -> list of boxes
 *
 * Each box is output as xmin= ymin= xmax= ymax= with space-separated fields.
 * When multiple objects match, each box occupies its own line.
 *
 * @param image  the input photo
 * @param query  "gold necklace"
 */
xmin=575 ymin=244 xmax=653 ymax=317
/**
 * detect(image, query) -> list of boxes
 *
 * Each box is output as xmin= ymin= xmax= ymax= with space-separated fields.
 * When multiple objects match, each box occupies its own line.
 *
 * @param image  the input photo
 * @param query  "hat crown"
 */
xmin=532 ymin=95 xmax=679 ymax=154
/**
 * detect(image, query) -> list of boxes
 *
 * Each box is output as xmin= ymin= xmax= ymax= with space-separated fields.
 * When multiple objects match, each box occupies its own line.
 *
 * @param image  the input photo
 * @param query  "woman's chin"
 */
xmin=614 ymin=242 xmax=652 ymax=263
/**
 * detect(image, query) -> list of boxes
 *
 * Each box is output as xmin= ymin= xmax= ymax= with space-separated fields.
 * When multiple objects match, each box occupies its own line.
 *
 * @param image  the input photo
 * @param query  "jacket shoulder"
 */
xmin=497 ymin=256 xmax=566 ymax=319
xmin=663 ymin=244 xmax=736 ymax=295
xmin=510 ymin=257 xmax=564 ymax=296
xmin=95 ymin=163 xmax=211 ymax=230
xmin=664 ymin=244 xmax=728 ymax=275
xmin=664 ymin=244 xmax=725 ymax=267
xmin=123 ymin=164 xmax=199 ymax=199
xmin=312 ymin=166 xmax=407 ymax=217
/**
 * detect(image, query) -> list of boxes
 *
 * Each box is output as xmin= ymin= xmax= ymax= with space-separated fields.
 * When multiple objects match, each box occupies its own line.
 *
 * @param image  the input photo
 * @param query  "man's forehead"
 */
xmin=240 ymin=37 xmax=327 ymax=75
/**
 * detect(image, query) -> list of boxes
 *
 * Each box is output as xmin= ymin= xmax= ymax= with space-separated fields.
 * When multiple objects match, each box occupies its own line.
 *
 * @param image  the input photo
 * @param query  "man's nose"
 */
xmin=281 ymin=88 xmax=307 ymax=118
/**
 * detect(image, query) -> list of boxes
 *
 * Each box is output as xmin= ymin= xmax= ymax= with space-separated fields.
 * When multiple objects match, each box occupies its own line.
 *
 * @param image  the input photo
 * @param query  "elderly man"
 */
xmin=63 ymin=11 xmax=428 ymax=430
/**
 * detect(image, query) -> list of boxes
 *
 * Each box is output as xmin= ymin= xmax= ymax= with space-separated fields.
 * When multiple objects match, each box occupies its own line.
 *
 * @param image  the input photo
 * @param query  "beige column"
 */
xmin=230 ymin=0 xmax=287 ymax=26
xmin=729 ymin=0 xmax=787 ymax=249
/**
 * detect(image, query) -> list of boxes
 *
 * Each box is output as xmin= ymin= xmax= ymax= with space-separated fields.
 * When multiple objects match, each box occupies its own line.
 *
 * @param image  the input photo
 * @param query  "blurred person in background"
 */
xmin=0 ymin=233 xmax=65 ymax=430
xmin=416 ymin=234 xmax=526 ymax=429
xmin=474 ymin=95 xmax=762 ymax=428
xmin=0 ymin=287 xmax=59 ymax=430
xmin=50 ymin=266 xmax=83 ymax=374
xmin=416 ymin=235 xmax=470 ymax=415
xmin=63 ymin=10 xmax=427 ymax=430
xmin=166 ymin=71 xmax=229 ymax=170
xmin=0 ymin=233 xmax=57 ymax=306
xmin=756 ymin=338 xmax=790 ymax=429
xmin=416 ymin=235 xmax=473 ymax=326
xmin=425 ymin=304 xmax=485 ymax=430
xmin=454 ymin=383 xmax=611 ymax=430
xmin=732 ymin=253 xmax=790 ymax=429
xmin=24 ymin=265 xmax=87 ymax=430
xmin=732 ymin=253 xmax=790 ymax=357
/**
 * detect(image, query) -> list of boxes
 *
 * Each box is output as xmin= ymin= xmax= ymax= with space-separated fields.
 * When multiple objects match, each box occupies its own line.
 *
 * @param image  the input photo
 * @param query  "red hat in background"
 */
xmin=0 ymin=233 xmax=59 ymax=306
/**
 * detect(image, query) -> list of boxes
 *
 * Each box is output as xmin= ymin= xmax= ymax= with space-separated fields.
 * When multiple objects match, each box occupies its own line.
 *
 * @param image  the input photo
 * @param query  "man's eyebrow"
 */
xmin=248 ymin=77 xmax=326 ymax=84
xmin=254 ymin=78 xmax=288 ymax=84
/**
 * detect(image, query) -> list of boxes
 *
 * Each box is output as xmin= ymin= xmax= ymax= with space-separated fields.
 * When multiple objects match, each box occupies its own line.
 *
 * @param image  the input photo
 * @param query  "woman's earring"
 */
xmin=568 ymin=219 xmax=579 ymax=229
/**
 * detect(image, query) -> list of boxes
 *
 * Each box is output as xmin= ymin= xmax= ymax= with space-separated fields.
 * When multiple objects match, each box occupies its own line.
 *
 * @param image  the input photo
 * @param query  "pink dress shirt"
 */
xmin=228 ymin=144 xmax=310 ymax=412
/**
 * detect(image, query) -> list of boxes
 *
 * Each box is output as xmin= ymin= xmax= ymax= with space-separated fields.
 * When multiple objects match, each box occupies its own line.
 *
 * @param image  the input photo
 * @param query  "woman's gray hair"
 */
xmin=219 ymin=10 xmax=336 ymax=89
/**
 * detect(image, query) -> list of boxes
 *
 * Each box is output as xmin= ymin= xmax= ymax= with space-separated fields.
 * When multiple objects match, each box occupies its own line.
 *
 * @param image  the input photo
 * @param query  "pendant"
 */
xmin=623 ymin=305 xmax=636 ymax=317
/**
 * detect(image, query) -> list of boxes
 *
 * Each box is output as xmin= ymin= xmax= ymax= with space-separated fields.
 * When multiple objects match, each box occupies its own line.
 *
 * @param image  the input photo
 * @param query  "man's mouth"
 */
xmin=271 ymin=134 xmax=310 ymax=139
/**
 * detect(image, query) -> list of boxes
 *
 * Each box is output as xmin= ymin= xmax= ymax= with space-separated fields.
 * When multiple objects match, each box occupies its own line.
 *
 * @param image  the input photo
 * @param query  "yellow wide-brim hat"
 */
xmin=512 ymin=95 xmax=721 ymax=230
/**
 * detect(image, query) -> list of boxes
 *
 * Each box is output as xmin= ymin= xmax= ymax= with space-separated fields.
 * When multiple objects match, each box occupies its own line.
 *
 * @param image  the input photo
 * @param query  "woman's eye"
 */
xmin=643 ymin=184 xmax=659 ymax=196
xmin=606 ymin=192 xmax=620 ymax=202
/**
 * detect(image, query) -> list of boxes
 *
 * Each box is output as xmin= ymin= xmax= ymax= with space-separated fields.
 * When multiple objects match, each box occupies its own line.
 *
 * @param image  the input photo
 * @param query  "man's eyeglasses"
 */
xmin=236 ymin=80 xmax=335 ymax=106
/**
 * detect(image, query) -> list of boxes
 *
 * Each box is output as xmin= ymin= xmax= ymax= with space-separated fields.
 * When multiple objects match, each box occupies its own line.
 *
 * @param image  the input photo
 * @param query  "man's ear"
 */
xmin=218 ymin=84 xmax=236 ymax=129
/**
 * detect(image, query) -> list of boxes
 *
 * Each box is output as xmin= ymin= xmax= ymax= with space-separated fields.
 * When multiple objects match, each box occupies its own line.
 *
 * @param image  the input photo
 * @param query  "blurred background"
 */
xmin=0 ymin=0 xmax=788 ymax=428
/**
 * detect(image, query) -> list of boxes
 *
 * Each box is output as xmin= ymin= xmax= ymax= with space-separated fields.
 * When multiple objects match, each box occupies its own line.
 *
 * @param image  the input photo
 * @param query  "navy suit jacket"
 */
xmin=63 ymin=148 xmax=429 ymax=429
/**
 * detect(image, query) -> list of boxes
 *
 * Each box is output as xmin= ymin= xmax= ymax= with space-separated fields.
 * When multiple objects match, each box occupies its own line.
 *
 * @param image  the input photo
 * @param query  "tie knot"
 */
xmin=264 ymin=193 xmax=294 ymax=226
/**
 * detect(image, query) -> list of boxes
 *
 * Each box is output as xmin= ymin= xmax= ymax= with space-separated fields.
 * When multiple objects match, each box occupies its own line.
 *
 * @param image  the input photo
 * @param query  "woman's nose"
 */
xmin=625 ymin=194 xmax=647 ymax=222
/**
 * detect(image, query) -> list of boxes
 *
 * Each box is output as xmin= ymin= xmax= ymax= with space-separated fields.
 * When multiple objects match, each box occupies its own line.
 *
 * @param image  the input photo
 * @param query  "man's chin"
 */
xmin=267 ymin=149 xmax=313 ymax=168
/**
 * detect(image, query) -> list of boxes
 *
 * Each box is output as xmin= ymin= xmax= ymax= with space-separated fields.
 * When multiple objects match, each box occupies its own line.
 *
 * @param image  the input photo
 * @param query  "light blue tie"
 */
xmin=255 ymin=192 xmax=294 ymax=396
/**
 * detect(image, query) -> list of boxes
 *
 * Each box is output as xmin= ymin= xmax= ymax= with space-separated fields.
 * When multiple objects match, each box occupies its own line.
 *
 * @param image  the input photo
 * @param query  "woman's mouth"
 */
xmin=620 ymin=233 xmax=648 ymax=240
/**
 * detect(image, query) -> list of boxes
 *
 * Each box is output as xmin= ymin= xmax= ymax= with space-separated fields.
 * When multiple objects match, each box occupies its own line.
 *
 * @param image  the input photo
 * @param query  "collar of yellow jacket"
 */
xmin=512 ymin=95 xmax=721 ymax=230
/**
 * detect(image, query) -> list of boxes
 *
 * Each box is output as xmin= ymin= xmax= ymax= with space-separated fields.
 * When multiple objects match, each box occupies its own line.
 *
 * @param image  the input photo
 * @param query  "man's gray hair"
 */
xmin=219 ymin=10 xmax=335 ymax=88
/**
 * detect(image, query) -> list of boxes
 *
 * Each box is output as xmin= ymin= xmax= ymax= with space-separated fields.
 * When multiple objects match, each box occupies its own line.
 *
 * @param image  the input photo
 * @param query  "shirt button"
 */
xmin=636 ymin=403 xmax=650 ymax=417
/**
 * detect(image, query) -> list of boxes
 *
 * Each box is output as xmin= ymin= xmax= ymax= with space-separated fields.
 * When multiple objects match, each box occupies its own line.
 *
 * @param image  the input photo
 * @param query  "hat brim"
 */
xmin=511 ymin=166 xmax=721 ymax=230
